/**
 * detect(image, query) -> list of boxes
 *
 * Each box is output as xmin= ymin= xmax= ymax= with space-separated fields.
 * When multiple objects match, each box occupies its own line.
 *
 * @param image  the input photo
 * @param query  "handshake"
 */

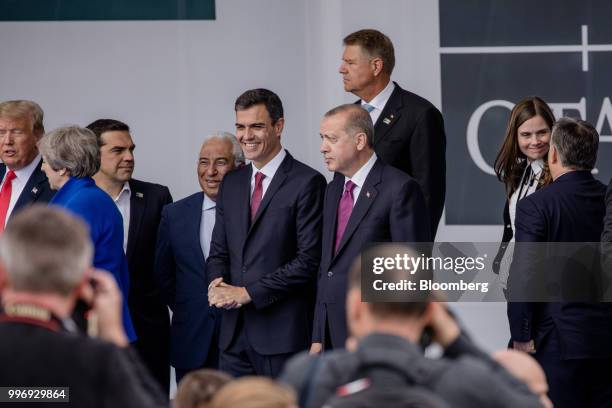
xmin=207 ymin=278 xmax=252 ymax=309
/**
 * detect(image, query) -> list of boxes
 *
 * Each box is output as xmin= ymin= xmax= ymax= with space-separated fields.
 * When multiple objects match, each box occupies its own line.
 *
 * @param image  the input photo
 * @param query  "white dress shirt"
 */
xmin=113 ymin=182 xmax=131 ymax=252
xmin=361 ymin=80 xmax=395 ymax=125
xmin=343 ymin=153 xmax=378 ymax=206
xmin=250 ymin=148 xmax=287 ymax=197
xmin=508 ymin=158 xmax=544 ymax=241
xmin=1 ymin=154 xmax=41 ymax=227
xmin=200 ymin=193 xmax=216 ymax=260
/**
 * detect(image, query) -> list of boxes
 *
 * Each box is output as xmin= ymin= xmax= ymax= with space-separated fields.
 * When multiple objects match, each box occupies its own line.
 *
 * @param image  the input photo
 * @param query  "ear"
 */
xmin=548 ymin=144 xmax=558 ymax=166
xmin=274 ymin=117 xmax=285 ymax=137
xmin=371 ymin=57 xmax=384 ymax=77
xmin=354 ymin=132 xmax=368 ymax=151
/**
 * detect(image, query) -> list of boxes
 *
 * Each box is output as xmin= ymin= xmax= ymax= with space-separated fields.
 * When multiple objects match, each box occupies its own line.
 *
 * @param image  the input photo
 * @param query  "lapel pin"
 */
xmin=31 ymin=187 xmax=38 ymax=194
xmin=136 ymin=192 xmax=144 ymax=198
xmin=366 ymin=191 xmax=371 ymax=198
xmin=383 ymin=117 xmax=392 ymax=125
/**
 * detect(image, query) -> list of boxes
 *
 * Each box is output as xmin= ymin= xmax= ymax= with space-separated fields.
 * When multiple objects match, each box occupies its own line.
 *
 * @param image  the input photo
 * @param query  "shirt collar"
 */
xmin=252 ymin=148 xmax=286 ymax=180
xmin=362 ymin=81 xmax=395 ymax=111
xmin=114 ymin=181 xmax=131 ymax=202
xmin=531 ymin=158 xmax=544 ymax=175
xmin=202 ymin=193 xmax=216 ymax=211
xmin=12 ymin=154 xmax=41 ymax=183
xmin=345 ymin=153 xmax=377 ymax=189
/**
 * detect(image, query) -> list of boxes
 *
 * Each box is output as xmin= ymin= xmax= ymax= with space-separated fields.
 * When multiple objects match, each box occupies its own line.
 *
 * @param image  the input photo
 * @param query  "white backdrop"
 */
xmin=0 ymin=0 xmax=508 ymax=351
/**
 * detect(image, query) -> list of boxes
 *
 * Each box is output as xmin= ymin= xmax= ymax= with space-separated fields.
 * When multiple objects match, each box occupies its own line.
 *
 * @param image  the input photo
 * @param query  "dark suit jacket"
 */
xmin=508 ymin=171 xmax=612 ymax=359
xmin=362 ymin=82 xmax=446 ymax=238
xmin=126 ymin=179 xmax=172 ymax=386
xmin=1 ymin=159 xmax=55 ymax=217
xmin=207 ymin=151 xmax=326 ymax=355
xmin=603 ymin=178 xmax=612 ymax=242
xmin=155 ymin=192 xmax=218 ymax=369
xmin=126 ymin=179 xmax=172 ymax=330
xmin=313 ymin=159 xmax=430 ymax=348
xmin=0 ymin=321 xmax=167 ymax=407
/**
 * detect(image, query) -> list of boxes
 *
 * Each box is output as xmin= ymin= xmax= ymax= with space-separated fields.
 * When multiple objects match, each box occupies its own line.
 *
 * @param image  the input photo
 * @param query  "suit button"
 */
xmin=328 ymin=271 xmax=333 ymax=277
xmin=242 ymin=266 xmax=247 ymax=273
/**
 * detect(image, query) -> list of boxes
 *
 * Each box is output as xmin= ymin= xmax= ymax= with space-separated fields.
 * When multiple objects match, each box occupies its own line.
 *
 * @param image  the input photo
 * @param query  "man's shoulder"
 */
xmin=378 ymin=161 xmax=421 ymax=192
xmin=129 ymin=178 xmax=171 ymax=197
xmin=164 ymin=191 xmax=202 ymax=214
xmin=392 ymin=83 xmax=440 ymax=113
xmin=287 ymin=155 xmax=326 ymax=182
xmin=0 ymin=322 xmax=121 ymax=361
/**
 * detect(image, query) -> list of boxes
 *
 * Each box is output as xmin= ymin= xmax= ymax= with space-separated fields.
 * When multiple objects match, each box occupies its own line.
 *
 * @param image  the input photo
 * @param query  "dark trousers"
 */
xmin=535 ymin=329 xmax=612 ymax=408
xmin=219 ymin=316 xmax=293 ymax=378
xmin=175 ymin=343 xmax=220 ymax=384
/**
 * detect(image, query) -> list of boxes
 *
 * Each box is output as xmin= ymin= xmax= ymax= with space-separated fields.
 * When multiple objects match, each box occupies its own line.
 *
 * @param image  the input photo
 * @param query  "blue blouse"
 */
xmin=50 ymin=177 xmax=136 ymax=342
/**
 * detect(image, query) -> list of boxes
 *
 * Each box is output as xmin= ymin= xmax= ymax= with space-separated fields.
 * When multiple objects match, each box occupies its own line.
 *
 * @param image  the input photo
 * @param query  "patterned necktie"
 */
xmin=250 ymin=171 xmax=266 ymax=222
xmin=0 ymin=170 xmax=17 ymax=233
xmin=335 ymin=180 xmax=356 ymax=254
xmin=363 ymin=103 xmax=375 ymax=113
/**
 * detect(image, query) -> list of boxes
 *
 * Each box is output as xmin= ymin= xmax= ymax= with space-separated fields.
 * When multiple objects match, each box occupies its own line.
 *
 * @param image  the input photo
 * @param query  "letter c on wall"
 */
xmin=466 ymin=100 xmax=514 ymax=175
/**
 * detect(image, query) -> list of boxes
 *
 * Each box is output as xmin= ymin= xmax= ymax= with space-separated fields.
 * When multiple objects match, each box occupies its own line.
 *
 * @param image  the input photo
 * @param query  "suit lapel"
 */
xmin=323 ymin=174 xmax=344 ymax=267
xmin=187 ymin=193 xmax=206 ymax=267
xmin=248 ymin=152 xmax=292 ymax=234
xmin=240 ymin=165 xmax=253 ymax=238
xmin=13 ymin=159 xmax=48 ymax=212
xmin=126 ymin=180 xmax=145 ymax=262
xmin=372 ymin=82 xmax=403 ymax=145
xmin=334 ymin=160 xmax=383 ymax=259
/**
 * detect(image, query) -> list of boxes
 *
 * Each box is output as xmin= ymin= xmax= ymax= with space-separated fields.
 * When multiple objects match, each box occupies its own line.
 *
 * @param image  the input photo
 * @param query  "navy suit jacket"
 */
xmin=360 ymin=83 xmax=446 ymax=238
xmin=1 ymin=160 xmax=55 ymax=217
xmin=508 ymin=171 xmax=612 ymax=359
xmin=207 ymin=151 xmax=326 ymax=355
xmin=313 ymin=159 xmax=430 ymax=348
xmin=155 ymin=192 xmax=218 ymax=370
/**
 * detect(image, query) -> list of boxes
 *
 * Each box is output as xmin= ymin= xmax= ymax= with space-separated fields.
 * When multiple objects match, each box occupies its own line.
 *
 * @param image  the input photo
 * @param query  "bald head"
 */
xmin=493 ymin=349 xmax=552 ymax=408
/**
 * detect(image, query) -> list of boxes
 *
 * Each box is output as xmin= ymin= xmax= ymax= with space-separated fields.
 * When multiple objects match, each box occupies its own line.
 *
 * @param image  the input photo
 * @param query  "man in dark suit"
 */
xmin=207 ymin=88 xmax=326 ymax=377
xmin=88 ymin=119 xmax=172 ymax=393
xmin=0 ymin=206 xmax=167 ymax=407
xmin=340 ymin=29 xmax=446 ymax=238
xmin=508 ymin=118 xmax=612 ymax=408
xmin=603 ymin=179 xmax=612 ymax=242
xmin=155 ymin=132 xmax=244 ymax=383
xmin=311 ymin=104 xmax=430 ymax=353
xmin=0 ymin=100 xmax=54 ymax=231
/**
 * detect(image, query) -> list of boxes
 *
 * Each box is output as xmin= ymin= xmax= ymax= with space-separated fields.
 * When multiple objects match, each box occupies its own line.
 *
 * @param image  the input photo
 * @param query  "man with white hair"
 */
xmin=0 ymin=205 xmax=166 ymax=407
xmin=155 ymin=132 xmax=244 ymax=383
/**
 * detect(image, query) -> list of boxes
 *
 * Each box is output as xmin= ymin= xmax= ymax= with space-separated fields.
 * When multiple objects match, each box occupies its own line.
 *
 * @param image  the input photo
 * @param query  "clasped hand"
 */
xmin=208 ymin=277 xmax=251 ymax=309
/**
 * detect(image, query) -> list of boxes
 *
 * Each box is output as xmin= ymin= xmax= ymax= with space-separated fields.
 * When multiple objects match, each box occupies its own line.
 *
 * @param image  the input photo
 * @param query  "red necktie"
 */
xmin=251 ymin=172 xmax=266 ymax=222
xmin=0 ymin=170 xmax=17 ymax=233
xmin=335 ymin=180 xmax=356 ymax=254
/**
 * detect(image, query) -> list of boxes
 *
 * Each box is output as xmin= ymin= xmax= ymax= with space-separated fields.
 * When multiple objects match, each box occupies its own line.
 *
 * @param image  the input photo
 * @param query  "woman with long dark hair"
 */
xmin=492 ymin=97 xmax=555 ymax=287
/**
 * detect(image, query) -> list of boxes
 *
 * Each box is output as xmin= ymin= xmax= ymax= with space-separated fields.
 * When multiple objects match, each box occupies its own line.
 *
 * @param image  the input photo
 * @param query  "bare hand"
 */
xmin=428 ymin=302 xmax=460 ymax=348
xmin=513 ymin=340 xmax=536 ymax=353
xmin=209 ymin=283 xmax=251 ymax=309
xmin=309 ymin=342 xmax=323 ymax=355
xmin=81 ymin=269 xmax=129 ymax=347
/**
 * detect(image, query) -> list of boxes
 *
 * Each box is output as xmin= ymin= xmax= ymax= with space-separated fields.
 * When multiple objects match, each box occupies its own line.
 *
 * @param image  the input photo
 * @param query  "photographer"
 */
xmin=281 ymin=244 xmax=543 ymax=408
xmin=0 ymin=206 xmax=167 ymax=407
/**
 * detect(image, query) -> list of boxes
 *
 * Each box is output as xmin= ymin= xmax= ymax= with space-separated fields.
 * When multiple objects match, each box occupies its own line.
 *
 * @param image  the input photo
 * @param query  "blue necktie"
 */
xmin=363 ymin=103 xmax=375 ymax=113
